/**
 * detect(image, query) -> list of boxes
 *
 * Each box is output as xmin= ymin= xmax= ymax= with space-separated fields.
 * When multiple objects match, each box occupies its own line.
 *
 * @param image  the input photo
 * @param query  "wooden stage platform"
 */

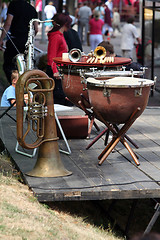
xmin=0 ymin=107 xmax=160 ymax=202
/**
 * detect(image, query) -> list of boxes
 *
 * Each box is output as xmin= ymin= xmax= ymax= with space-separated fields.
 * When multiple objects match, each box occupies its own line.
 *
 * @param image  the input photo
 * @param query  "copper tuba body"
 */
xmin=16 ymin=69 xmax=72 ymax=177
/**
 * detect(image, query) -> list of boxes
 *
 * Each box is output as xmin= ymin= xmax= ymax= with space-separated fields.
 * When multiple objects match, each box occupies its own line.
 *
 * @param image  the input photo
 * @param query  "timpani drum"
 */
xmin=86 ymin=77 xmax=154 ymax=124
xmin=53 ymin=57 xmax=132 ymax=108
xmin=61 ymin=65 xmax=93 ymax=108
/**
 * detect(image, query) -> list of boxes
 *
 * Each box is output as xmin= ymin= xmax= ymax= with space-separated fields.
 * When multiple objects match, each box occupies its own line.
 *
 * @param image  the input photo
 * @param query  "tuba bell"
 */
xmin=68 ymin=48 xmax=82 ymax=62
xmin=16 ymin=69 xmax=72 ymax=177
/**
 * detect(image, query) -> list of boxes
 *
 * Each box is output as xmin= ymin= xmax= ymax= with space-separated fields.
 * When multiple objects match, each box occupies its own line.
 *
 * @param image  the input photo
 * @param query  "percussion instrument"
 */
xmin=54 ymin=57 xmax=132 ymax=108
xmin=53 ymin=56 xmax=132 ymax=138
xmin=86 ymin=77 xmax=154 ymax=124
xmin=86 ymin=76 xmax=154 ymax=165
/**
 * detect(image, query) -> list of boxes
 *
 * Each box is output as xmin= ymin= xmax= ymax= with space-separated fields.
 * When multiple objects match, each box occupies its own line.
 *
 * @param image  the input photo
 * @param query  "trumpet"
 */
xmin=94 ymin=46 xmax=107 ymax=59
xmin=87 ymin=46 xmax=115 ymax=64
xmin=68 ymin=48 xmax=83 ymax=62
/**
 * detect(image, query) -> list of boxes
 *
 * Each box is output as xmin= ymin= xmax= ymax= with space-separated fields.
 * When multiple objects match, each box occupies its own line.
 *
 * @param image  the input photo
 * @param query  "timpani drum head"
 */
xmin=86 ymin=77 xmax=154 ymax=88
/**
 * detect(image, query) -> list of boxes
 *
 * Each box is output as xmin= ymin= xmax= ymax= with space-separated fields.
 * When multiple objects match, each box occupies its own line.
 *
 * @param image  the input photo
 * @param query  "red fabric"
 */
xmin=89 ymin=18 xmax=104 ymax=34
xmin=47 ymin=31 xmax=68 ymax=73
xmin=104 ymin=6 xmax=112 ymax=27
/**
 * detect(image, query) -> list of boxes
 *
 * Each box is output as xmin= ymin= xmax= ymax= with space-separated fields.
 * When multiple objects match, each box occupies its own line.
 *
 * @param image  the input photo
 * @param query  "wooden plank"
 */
xmin=1 ymin=107 xmax=160 ymax=202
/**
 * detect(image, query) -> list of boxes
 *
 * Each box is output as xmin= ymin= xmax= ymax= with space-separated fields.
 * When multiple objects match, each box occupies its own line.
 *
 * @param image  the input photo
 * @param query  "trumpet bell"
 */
xmin=68 ymin=48 xmax=82 ymax=62
xmin=94 ymin=46 xmax=106 ymax=59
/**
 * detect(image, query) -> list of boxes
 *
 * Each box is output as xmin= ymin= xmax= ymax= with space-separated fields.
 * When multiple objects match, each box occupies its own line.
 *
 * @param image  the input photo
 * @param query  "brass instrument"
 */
xmin=86 ymin=46 xmax=114 ymax=64
xmin=16 ymin=69 xmax=72 ymax=177
xmin=68 ymin=48 xmax=82 ymax=62
xmin=16 ymin=54 xmax=26 ymax=75
xmin=94 ymin=46 xmax=106 ymax=59
xmin=16 ymin=18 xmax=53 ymax=75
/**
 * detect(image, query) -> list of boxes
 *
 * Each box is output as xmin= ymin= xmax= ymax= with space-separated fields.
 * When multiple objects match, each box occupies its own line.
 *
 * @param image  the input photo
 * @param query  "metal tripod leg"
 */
xmin=144 ymin=202 xmax=160 ymax=234
xmin=94 ymin=107 xmax=141 ymax=166
xmin=86 ymin=128 xmax=109 ymax=150
xmin=78 ymin=100 xmax=100 ymax=138
xmin=55 ymin=112 xmax=71 ymax=155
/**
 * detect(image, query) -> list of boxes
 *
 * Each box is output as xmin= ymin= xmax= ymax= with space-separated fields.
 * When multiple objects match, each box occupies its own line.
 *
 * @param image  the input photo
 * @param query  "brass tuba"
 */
xmin=16 ymin=69 xmax=72 ymax=177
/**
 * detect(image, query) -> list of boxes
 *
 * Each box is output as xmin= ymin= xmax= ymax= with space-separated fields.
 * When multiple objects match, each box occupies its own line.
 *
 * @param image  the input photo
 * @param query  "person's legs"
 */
xmin=117 ymin=24 xmax=121 ymax=33
xmin=95 ymin=34 xmax=103 ymax=49
xmin=78 ymin=21 xmax=83 ymax=43
xmin=83 ymin=21 xmax=89 ymax=45
xmin=89 ymin=34 xmax=95 ymax=51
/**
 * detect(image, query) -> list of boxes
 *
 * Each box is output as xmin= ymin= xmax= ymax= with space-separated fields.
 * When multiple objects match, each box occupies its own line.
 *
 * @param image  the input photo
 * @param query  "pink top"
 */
xmin=47 ymin=31 xmax=68 ymax=73
xmin=89 ymin=18 xmax=104 ymax=35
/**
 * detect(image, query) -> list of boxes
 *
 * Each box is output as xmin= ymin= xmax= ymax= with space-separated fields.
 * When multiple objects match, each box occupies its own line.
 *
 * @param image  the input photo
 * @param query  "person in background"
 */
xmin=1 ymin=70 xmax=18 ymax=107
xmin=64 ymin=22 xmax=83 ymax=52
xmin=89 ymin=11 xmax=104 ymax=51
xmin=93 ymin=0 xmax=105 ymax=21
xmin=78 ymin=1 xmax=92 ymax=45
xmin=75 ymin=2 xmax=83 ymax=25
xmin=121 ymin=16 xmax=140 ymax=60
xmin=46 ymin=13 xmax=73 ymax=106
xmin=111 ymin=7 xmax=121 ymax=38
xmin=105 ymin=0 xmax=113 ymax=18
xmin=44 ymin=1 xmax=57 ymax=32
xmin=35 ymin=0 xmax=42 ymax=20
xmin=62 ymin=5 xmax=69 ymax=15
xmin=98 ymin=40 xmax=115 ymax=56
xmin=0 ymin=2 xmax=8 ymax=26
xmin=0 ymin=0 xmax=38 ymax=84
xmin=1 ymin=70 xmax=29 ymax=107
xmin=103 ymin=3 xmax=113 ymax=37
xmin=98 ymin=40 xmax=142 ymax=70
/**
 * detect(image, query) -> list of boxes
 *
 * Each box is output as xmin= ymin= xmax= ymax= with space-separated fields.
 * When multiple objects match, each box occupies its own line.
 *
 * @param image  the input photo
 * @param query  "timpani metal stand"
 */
xmin=78 ymin=94 xmax=100 ymax=138
xmin=93 ymin=107 xmax=140 ymax=166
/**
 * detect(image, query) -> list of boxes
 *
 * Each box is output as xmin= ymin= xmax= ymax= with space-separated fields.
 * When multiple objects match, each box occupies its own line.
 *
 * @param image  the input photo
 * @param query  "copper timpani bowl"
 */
xmin=86 ymin=77 xmax=154 ymax=124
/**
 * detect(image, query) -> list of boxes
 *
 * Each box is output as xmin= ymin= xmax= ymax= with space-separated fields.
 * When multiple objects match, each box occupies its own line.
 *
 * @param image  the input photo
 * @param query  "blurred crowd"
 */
xmin=0 ymin=0 xmax=140 ymax=106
